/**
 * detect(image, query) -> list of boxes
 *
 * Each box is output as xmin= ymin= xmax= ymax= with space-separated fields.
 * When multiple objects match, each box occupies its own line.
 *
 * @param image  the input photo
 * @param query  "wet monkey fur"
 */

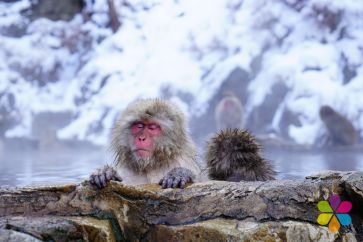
xmin=90 ymin=99 xmax=200 ymax=189
xmin=205 ymin=129 xmax=276 ymax=182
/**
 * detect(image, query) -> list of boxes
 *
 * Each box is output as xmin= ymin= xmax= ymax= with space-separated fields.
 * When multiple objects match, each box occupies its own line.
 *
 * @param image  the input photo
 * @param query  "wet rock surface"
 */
xmin=1 ymin=171 xmax=362 ymax=241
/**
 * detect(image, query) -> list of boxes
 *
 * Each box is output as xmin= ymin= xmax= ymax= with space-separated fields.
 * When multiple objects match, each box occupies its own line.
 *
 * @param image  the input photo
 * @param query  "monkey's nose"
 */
xmin=139 ymin=136 xmax=146 ymax=141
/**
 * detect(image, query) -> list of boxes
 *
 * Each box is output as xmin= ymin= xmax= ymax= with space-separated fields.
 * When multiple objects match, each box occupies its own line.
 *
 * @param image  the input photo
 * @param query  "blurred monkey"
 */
xmin=205 ymin=128 xmax=276 ymax=182
xmin=215 ymin=92 xmax=244 ymax=130
xmin=319 ymin=105 xmax=357 ymax=146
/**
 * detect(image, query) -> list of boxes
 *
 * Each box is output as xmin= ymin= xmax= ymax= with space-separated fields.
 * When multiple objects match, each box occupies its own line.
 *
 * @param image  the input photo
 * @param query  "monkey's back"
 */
xmin=206 ymin=129 xmax=275 ymax=182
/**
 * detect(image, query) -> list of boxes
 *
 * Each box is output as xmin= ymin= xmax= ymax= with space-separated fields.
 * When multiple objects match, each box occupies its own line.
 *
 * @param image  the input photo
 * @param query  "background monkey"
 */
xmin=319 ymin=105 xmax=357 ymax=146
xmin=205 ymin=128 xmax=275 ymax=181
xmin=215 ymin=91 xmax=244 ymax=131
xmin=90 ymin=99 xmax=200 ymax=189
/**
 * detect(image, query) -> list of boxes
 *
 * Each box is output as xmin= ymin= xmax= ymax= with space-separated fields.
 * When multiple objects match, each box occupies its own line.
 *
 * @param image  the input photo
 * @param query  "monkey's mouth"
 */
xmin=133 ymin=149 xmax=152 ymax=158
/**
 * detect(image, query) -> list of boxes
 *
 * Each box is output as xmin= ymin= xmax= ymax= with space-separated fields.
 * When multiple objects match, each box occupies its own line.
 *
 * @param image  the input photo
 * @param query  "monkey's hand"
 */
xmin=89 ymin=165 xmax=122 ymax=189
xmin=159 ymin=167 xmax=195 ymax=189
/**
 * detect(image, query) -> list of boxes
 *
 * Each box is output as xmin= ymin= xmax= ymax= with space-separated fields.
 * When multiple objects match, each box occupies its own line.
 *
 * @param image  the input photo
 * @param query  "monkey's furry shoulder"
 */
xmin=206 ymin=129 xmax=276 ymax=182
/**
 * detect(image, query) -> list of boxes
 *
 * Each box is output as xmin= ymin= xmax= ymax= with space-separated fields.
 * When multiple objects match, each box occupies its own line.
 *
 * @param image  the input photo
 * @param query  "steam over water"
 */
xmin=0 ymin=146 xmax=363 ymax=187
xmin=264 ymin=148 xmax=363 ymax=179
xmin=0 ymin=147 xmax=109 ymax=188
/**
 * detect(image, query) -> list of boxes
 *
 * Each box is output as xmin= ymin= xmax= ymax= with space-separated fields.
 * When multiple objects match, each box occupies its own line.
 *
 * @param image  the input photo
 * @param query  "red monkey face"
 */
xmin=131 ymin=121 xmax=161 ymax=158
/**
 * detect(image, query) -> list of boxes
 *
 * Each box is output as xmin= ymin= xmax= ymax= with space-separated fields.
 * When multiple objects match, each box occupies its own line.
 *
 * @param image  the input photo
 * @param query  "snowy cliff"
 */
xmin=0 ymin=0 xmax=362 ymax=146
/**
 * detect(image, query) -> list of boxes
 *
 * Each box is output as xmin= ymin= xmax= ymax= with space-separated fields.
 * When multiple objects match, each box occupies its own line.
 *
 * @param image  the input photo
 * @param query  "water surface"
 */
xmin=1 ymin=146 xmax=362 ymax=187
xmin=264 ymin=148 xmax=363 ymax=179
xmin=0 ymin=148 xmax=109 ymax=188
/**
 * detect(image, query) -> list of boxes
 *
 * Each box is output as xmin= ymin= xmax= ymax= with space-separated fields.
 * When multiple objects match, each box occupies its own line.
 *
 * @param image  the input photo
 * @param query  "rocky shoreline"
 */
xmin=1 ymin=171 xmax=362 ymax=241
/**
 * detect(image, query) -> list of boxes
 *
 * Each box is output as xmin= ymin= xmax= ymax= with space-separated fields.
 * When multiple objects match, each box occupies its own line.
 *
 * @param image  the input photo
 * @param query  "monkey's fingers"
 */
xmin=160 ymin=178 xmax=168 ymax=189
xmin=166 ymin=177 xmax=175 ymax=188
xmin=172 ymin=177 xmax=182 ymax=188
xmin=100 ymin=173 xmax=108 ymax=188
xmin=113 ymin=172 xmax=123 ymax=182
xmin=105 ymin=168 xmax=118 ymax=182
xmin=104 ymin=168 xmax=114 ymax=181
xmin=103 ymin=166 xmax=122 ymax=183
xmin=93 ymin=175 xmax=103 ymax=189
xmin=160 ymin=177 xmax=174 ymax=189
xmin=89 ymin=174 xmax=96 ymax=185
xmin=179 ymin=178 xmax=187 ymax=189
xmin=111 ymin=170 xmax=122 ymax=181
xmin=90 ymin=174 xmax=102 ymax=188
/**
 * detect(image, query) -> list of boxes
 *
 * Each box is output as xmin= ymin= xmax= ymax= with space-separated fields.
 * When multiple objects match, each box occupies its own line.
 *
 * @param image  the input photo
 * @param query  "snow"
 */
xmin=1 ymin=0 xmax=363 ymax=145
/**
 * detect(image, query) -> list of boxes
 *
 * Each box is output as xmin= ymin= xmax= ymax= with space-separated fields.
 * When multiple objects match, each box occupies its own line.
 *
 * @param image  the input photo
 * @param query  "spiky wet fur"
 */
xmin=206 ymin=128 xmax=275 ymax=181
xmin=111 ymin=99 xmax=197 ymax=173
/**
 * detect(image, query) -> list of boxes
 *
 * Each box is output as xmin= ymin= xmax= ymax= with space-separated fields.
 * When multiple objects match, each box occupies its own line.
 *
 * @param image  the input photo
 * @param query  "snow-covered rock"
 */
xmin=0 ymin=0 xmax=362 ymax=146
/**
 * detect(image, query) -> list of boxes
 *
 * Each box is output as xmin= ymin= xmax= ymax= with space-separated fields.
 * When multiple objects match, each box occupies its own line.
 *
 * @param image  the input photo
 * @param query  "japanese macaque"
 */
xmin=215 ymin=92 xmax=244 ymax=131
xmin=319 ymin=105 xmax=357 ymax=146
xmin=205 ymin=129 xmax=275 ymax=181
xmin=90 ymin=99 xmax=200 ymax=189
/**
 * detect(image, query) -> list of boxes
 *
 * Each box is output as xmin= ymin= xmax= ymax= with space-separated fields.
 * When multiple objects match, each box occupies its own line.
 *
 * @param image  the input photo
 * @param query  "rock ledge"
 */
xmin=1 ymin=171 xmax=363 ymax=241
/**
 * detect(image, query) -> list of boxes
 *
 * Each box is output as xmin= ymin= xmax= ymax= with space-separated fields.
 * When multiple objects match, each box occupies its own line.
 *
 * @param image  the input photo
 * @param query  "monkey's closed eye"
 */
xmin=135 ymin=123 xmax=144 ymax=128
xmin=148 ymin=123 xmax=160 ymax=130
xmin=131 ymin=122 xmax=145 ymax=134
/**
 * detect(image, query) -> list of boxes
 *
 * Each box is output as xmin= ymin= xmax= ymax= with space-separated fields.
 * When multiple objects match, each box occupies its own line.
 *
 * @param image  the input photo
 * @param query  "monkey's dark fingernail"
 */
xmin=180 ymin=179 xmax=186 ymax=189
xmin=166 ymin=178 xmax=174 ymax=188
xmin=103 ymin=172 xmax=108 ymax=182
xmin=172 ymin=178 xmax=180 ymax=188
xmin=105 ymin=170 xmax=113 ymax=180
xmin=100 ymin=176 xmax=107 ymax=187
xmin=89 ymin=175 xmax=95 ymax=184
xmin=161 ymin=179 xmax=167 ymax=189
xmin=94 ymin=176 xmax=102 ymax=188
xmin=98 ymin=178 xmax=104 ymax=188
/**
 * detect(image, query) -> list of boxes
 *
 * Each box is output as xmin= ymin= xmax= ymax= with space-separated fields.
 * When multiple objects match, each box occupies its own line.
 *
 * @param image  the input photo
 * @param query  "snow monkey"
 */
xmin=319 ymin=105 xmax=357 ymax=146
xmin=90 ymin=99 xmax=200 ymax=189
xmin=205 ymin=129 xmax=276 ymax=182
xmin=215 ymin=91 xmax=244 ymax=131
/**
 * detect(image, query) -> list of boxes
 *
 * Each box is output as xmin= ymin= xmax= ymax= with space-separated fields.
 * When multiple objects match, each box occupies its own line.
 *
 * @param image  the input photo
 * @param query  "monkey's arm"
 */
xmin=159 ymin=167 xmax=195 ymax=189
xmin=89 ymin=165 xmax=123 ymax=189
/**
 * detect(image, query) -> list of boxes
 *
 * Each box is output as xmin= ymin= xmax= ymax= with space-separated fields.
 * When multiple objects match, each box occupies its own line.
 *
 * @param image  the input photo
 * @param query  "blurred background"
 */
xmin=0 ymin=0 xmax=362 ymax=187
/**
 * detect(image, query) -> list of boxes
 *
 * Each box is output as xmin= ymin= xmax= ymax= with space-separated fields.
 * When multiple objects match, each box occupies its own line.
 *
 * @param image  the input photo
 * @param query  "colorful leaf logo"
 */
xmin=317 ymin=194 xmax=352 ymax=232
